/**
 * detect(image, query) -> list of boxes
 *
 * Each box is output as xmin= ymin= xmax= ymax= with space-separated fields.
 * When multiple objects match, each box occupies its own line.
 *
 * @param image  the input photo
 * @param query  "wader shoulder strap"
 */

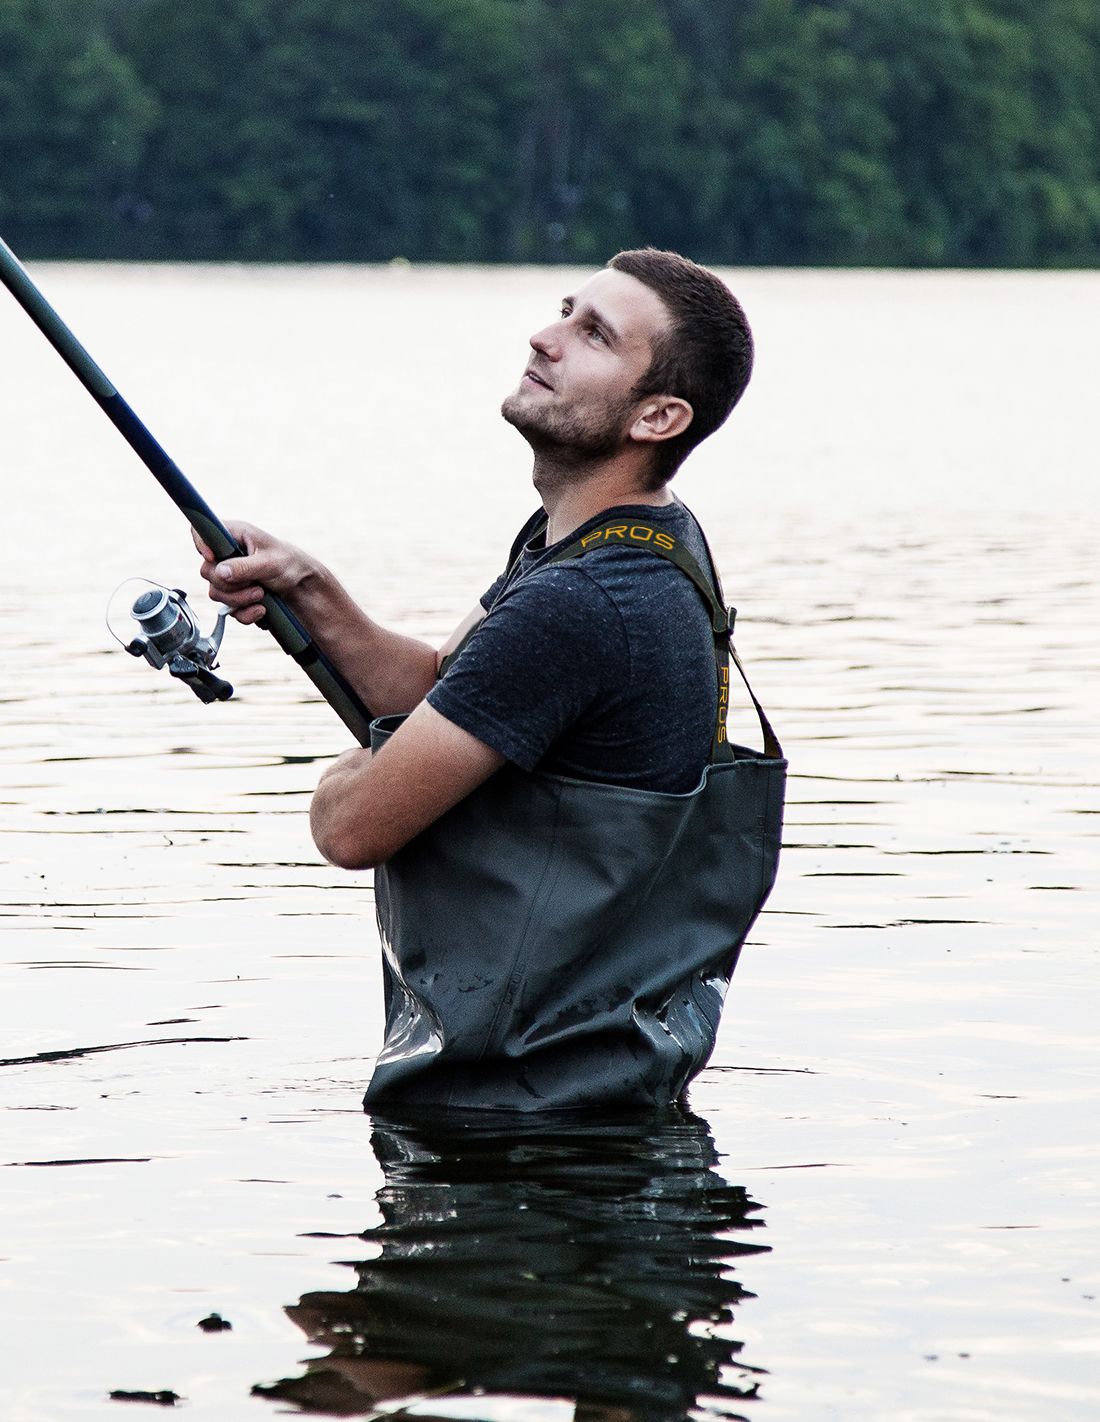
xmin=549 ymin=518 xmax=783 ymax=762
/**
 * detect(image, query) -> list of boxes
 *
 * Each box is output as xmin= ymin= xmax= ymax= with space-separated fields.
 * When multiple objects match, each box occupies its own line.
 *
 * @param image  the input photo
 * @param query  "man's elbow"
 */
xmin=310 ymin=805 xmax=390 ymax=871
xmin=316 ymin=829 xmax=381 ymax=871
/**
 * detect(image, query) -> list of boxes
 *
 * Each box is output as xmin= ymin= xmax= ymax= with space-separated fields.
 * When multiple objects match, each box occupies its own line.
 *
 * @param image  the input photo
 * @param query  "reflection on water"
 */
xmin=253 ymin=1108 xmax=768 ymax=1421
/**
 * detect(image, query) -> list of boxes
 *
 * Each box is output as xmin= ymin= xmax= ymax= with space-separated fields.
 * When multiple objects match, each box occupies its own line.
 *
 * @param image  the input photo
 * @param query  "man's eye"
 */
xmin=588 ymin=325 xmax=606 ymax=344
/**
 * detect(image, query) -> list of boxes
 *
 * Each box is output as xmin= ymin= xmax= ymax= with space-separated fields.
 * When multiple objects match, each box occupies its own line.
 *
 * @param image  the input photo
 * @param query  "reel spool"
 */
xmin=111 ymin=581 xmax=233 ymax=705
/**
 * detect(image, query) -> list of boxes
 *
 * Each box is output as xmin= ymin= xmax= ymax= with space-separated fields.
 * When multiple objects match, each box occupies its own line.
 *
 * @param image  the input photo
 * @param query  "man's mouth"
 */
xmin=523 ymin=367 xmax=552 ymax=391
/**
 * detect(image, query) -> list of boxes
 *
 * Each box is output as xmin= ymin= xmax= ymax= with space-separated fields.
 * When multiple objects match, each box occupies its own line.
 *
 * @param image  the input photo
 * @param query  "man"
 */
xmin=197 ymin=249 xmax=784 ymax=1113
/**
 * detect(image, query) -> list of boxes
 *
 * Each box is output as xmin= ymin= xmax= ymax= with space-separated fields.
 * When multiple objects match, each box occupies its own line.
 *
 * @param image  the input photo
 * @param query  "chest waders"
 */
xmin=365 ymin=519 xmax=786 ymax=1113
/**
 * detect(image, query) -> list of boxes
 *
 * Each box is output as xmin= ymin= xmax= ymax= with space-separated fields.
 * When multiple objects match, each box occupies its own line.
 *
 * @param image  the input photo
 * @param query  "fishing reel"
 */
xmin=111 ymin=581 xmax=234 ymax=705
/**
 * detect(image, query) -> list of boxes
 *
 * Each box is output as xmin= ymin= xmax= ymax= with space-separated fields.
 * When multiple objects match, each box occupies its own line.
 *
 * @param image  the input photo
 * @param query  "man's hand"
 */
xmin=310 ymin=701 xmax=505 ymax=869
xmin=192 ymin=521 xmax=320 ymax=625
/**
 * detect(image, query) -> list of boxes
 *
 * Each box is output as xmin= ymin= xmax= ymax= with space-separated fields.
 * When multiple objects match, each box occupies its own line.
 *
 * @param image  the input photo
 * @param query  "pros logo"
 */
xmin=579 ymin=524 xmax=677 ymax=552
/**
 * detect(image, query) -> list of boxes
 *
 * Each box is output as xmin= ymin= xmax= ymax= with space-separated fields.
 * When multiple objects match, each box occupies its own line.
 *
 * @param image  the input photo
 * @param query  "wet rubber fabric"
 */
xmin=363 ymin=522 xmax=786 ymax=1113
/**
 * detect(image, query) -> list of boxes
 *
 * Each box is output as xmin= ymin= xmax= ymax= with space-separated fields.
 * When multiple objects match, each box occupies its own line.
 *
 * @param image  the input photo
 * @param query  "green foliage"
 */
xmin=0 ymin=0 xmax=157 ymax=254
xmin=715 ymin=0 xmax=908 ymax=263
xmin=106 ymin=0 xmax=537 ymax=259
xmin=1 ymin=0 xmax=1098 ymax=264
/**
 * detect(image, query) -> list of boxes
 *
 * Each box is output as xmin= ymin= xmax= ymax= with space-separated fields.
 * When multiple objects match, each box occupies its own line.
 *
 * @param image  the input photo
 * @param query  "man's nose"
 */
xmin=529 ymin=322 xmax=563 ymax=360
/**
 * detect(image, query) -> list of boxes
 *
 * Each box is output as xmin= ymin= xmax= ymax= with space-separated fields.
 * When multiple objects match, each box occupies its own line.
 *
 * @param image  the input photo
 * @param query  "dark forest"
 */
xmin=2 ymin=0 xmax=1098 ymax=264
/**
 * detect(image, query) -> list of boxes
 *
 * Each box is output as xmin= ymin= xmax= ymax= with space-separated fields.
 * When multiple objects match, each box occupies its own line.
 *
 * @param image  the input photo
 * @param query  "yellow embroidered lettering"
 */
xmin=629 ymin=525 xmax=654 ymax=543
xmin=654 ymin=532 xmax=675 ymax=550
xmin=605 ymin=525 xmax=628 ymax=540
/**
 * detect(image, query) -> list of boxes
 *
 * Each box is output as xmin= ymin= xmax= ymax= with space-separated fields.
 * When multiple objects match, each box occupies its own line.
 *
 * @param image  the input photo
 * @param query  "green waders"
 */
xmin=364 ymin=519 xmax=786 ymax=1113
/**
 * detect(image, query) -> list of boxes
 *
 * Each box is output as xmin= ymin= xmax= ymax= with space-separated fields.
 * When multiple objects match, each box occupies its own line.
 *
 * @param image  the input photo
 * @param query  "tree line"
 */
xmin=2 ymin=0 xmax=1098 ymax=265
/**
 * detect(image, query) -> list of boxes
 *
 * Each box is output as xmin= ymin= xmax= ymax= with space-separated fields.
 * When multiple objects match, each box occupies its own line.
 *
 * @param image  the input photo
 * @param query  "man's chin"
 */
xmin=500 ymin=392 xmax=628 ymax=464
xmin=500 ymin=392 xmax=543 ymax=444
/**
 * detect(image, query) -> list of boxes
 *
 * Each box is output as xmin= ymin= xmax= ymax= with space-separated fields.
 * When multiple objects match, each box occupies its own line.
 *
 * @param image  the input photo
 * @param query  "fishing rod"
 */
xmin=0 ymin=234 xmax=374 ymax=745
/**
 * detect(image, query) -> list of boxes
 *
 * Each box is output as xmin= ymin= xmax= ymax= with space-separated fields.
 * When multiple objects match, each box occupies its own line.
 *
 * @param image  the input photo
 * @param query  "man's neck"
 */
xmin=534 ymin=457 xmax=673 ymax=545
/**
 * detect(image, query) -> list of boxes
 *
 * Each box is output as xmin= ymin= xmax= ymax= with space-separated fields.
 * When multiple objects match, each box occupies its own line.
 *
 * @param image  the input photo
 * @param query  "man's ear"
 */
xmin=629 ymin=396 xmax=694 ymax=445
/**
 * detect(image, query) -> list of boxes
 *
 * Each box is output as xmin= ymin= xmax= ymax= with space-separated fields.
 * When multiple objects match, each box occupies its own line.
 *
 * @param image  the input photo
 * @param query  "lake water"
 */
xmin=1 ymin=264 xmax=1098 ymax=1420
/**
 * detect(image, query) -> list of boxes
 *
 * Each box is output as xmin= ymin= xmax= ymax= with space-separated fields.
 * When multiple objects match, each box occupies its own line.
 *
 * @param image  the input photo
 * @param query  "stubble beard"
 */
xmin=500 ymin=386 xmax=636 ymax=476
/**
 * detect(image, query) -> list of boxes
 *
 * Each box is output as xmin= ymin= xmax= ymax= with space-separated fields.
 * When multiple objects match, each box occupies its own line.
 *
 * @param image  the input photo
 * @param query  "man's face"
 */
xmin=501 ymin=269 xmax=671 ymax=461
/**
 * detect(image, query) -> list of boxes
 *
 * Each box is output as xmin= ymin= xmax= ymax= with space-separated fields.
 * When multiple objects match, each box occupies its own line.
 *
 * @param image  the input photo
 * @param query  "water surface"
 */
xmin=1 ymin=265 xmax=1098 ymax=1420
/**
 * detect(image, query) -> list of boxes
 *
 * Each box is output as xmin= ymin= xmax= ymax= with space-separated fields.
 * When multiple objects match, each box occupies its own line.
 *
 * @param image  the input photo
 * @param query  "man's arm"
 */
xmin=310 ymin=699 xmax=505 ymax=869
xmin=195 ymin=522 xmax=480 ymax=715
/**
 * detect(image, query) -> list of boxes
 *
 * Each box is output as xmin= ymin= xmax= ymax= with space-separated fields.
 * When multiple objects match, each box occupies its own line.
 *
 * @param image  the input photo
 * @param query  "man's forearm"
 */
xmin=286 ymin=564 xmax=439 ymax=716
xmin=194 ymin=521 xmax=440 ymax=717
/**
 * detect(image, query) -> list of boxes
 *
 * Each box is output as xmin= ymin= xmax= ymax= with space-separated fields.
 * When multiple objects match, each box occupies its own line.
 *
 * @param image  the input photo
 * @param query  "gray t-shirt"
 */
xmin=425 ymin=501 xmax=719 ymax=793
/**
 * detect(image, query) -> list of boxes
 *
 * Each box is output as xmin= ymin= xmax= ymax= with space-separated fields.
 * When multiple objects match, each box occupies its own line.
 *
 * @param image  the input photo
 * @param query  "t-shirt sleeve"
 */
xmin=426 ymin=565 xmax=629 ymax=770
xmin=480 ymin=571 xmax=507 ymax=610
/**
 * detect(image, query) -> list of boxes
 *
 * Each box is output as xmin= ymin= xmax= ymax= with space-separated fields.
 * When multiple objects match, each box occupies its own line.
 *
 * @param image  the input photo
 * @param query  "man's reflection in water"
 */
xmin=253 ymin=1106 xmax=769 ymax=1421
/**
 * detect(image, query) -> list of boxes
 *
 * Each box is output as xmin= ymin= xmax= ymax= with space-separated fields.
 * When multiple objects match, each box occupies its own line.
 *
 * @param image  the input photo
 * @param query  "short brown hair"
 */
xmin=608 ymin=248 xmax=753 ymax=485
